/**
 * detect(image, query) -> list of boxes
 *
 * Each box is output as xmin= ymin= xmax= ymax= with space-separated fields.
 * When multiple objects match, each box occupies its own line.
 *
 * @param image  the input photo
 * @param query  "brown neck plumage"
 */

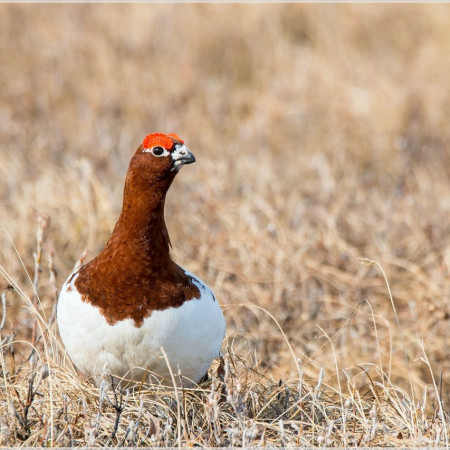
xmin=110 ymin=152 xmax=176 ymax=255
xmin=73 ymin=153 xmax=200 ymax=327
xmin=108 ymin=170 xmax=173 ymax=260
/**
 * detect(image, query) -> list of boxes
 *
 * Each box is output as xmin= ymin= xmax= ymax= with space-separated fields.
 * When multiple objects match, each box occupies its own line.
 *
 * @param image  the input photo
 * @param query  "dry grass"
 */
xmin=0 ymin=4 xmax=449 ymax=447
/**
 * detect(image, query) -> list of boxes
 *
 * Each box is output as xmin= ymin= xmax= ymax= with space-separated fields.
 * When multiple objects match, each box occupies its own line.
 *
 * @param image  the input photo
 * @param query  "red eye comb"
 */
xmin=142 ymin=133 xmax=184 ymax=150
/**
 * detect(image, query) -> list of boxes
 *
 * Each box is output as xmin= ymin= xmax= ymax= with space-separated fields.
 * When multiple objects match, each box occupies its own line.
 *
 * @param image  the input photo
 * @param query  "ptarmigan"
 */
xmin=57 ymin=133 xmax=226 ymax=387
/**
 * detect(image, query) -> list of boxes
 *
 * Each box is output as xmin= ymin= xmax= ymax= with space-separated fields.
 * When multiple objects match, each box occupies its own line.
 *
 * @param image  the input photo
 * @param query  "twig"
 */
xmin=161 ymin=346 xmax=182 ymax=448
xmin=30 ymin=214 xmax=50 ymax=347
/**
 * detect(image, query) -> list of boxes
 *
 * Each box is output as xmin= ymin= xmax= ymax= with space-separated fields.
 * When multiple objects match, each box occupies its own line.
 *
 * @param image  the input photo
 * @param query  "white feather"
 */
xmin=57 ymin=271 xmax=226 ymax=387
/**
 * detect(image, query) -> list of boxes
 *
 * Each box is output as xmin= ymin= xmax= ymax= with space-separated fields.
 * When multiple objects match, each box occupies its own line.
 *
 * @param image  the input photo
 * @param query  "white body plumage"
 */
xmin=57 ymin=270 xmax=226 ymax=387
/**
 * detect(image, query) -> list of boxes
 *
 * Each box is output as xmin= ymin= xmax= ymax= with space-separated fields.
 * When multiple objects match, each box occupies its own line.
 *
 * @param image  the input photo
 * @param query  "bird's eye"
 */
xmin=152 ymin=146 xmax=165 ymax=156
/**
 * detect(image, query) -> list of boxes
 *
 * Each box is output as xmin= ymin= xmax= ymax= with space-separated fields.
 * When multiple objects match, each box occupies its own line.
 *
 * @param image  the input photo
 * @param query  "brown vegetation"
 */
xmin=0 ymin=4 xmax=449 ymax=446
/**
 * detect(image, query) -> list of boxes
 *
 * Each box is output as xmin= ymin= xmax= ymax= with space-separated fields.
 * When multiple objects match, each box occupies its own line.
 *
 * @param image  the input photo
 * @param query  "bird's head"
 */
xmin=133 ymin=132 xmax=195 ymax=177
xmin=124 ymin=133 xmax=195 ymax=207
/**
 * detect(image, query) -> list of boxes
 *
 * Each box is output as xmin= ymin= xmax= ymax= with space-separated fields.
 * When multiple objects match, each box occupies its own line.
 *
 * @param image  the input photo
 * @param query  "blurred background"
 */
xmin=0 ymin=5 xmax=449 ymax=405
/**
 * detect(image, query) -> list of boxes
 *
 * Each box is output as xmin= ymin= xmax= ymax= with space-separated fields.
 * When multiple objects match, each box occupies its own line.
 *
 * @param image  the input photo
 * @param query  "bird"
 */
xmin=57 ymin=133 xmax=226 ymax=387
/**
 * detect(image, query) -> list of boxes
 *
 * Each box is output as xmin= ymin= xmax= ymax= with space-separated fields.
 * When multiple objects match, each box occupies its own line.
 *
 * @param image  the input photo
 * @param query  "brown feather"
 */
xmin=74 ymin=142 xmax=200 ymax=327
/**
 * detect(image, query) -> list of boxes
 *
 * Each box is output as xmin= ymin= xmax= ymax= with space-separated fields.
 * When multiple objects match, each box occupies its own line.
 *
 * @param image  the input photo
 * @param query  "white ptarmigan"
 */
xmin=57 ymin=133 xmax=226 ymax=387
